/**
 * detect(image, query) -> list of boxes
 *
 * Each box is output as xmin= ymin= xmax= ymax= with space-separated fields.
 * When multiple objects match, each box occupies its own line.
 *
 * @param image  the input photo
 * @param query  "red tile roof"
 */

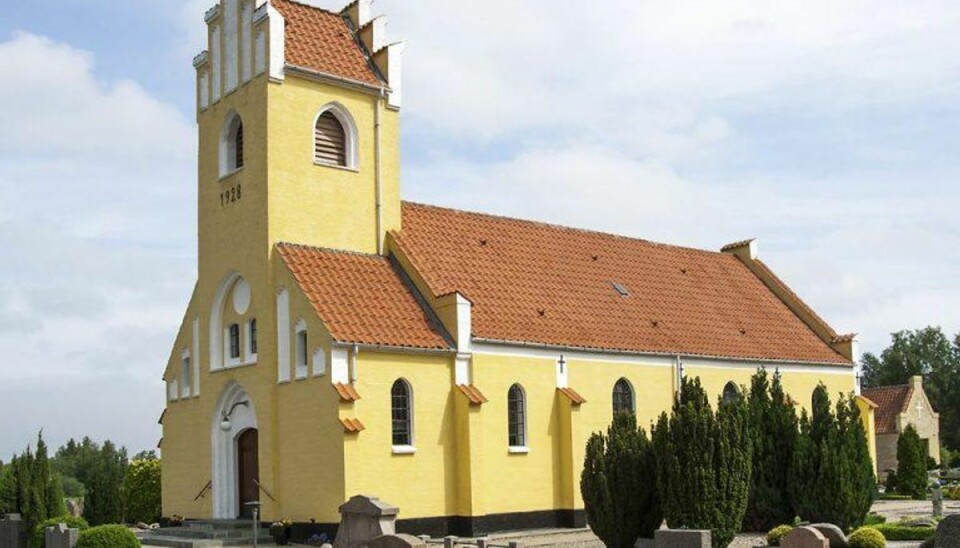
xmin=862 ymin=385 xmax=913 ymax=434
xmin=558 ymin=387 xmax=587 ymax=406
xmin=340 ymin=417 xmax=366 ymax=433
xmin=458 ymin=384 xmax=489 ymax=406
xmin=334 ymin=382 xmax=361 ymax=402
xmin=271 ymin=0 xmax=382 ymax=86
xmin=277 ymin=243 xmax=450 ymax=350
xmin=391 ymin=202 xmax=851 ymax=365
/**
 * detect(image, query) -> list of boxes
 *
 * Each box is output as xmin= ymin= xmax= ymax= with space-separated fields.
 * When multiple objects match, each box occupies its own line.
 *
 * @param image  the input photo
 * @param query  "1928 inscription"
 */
xmin=221 ymin=184 xmax=242 ymax=207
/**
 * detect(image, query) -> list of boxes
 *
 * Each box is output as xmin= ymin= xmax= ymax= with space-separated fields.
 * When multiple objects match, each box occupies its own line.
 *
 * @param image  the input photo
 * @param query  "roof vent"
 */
xmin=611 ymin=282 xmax=630 ymax=297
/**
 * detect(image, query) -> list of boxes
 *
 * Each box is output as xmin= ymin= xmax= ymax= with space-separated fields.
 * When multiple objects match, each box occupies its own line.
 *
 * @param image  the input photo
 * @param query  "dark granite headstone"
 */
xmin=935 ymin=515 xmax=960 ymax=548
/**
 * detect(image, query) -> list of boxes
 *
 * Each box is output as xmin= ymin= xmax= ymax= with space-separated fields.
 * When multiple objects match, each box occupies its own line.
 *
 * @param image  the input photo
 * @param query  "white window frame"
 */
xmin=246 ymin=318 xmax=258 ymax=363
xmin=391 ymin=378 xmax=415 ymax=453
xmin=181 ymin=350 xmax=192 ymax=398
xmin=294 ymin=319 xmax=308 ymax=380
xmin=224 ymin=323 xmax=242 ymax=367
xmin=312 ymin=103 xmax=359 ymax=170
xmin=219 ymin=111 xmax=245 ymax=177
xmin=507 ymin=383 xmax=528 ymax=452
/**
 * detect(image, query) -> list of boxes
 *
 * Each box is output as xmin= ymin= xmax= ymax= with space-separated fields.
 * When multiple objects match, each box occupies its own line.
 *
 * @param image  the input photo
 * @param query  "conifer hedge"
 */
xmin=895 ymin=425 xmax=927 ymax=500
xmin=652 ymin=377 xmax=751 ymax=548
xmin=789 ymin=385 xmax=875 ymax=531
xmin=742 ymin=369 xmax=798 ymax=532
xmin=581 ymin=412 xmax=662 ymax=547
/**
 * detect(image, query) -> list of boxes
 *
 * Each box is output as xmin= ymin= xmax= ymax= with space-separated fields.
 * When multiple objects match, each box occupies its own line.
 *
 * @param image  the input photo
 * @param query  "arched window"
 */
xmin=391 ymin=379 xmax=413 ymax=447
xmin=294 ymin=319 xmax=308 ymax=380
xmin=612 ymin=378 xmax=635 ymax=415
xmin=220 ymin=112 xmax=244 ymax=176
xmin=180 ymin=351 xmax=192 ymax=398
xmin=722 ymin=382 xmax=741 ymax=405
xmin=508 ymin=384 xmax=527 ymax=448
xmin=313 ymin=104 xmax=357 ymax=168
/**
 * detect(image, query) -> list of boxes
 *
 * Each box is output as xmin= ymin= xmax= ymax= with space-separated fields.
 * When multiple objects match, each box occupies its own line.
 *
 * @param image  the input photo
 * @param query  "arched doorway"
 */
xmin=237 ymin=429 xmax=259 ymax=518
xmin=211 ymin=381 xmax=258 ymax=519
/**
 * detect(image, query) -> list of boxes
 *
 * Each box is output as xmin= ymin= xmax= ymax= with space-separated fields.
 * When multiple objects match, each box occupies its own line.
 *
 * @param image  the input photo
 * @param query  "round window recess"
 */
xmin=232 ymin=278 xmax=251 ymax=315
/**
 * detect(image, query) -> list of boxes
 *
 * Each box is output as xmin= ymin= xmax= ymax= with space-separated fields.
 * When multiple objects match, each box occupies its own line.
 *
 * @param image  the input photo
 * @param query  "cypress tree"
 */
xmin=789 ymin=386 xmax=875 ymax=531
xmin=652 ymin=377 xmax=751 ymax=548
xmin=581 ymin=413 xmax=662 ymax=547
xmin=84 ymin=442 xmax=127 ymax=525
xmin=895 ymin=425 xmax=927 ymax=499
xmin=742 ymin=369 xmax=798 ymax=531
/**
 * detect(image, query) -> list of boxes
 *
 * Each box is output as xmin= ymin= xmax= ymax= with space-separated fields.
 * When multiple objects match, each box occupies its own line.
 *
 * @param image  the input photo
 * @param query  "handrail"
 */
xmin=193 ymin=480 xmax=212 ymax=502
xmin=253 ymin=479 xmax=276 ymax=502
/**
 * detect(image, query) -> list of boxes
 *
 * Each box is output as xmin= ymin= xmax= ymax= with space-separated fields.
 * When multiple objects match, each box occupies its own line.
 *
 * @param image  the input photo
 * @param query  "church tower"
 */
xmin=192 ymin=0 xmax=403 ymax=285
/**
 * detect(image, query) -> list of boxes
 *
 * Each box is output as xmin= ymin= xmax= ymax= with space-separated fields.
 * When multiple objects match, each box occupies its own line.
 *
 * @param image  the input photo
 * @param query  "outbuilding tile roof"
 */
xmin=862 ymin=385 xmax=913 ymax=434
xmin=277 ymin=243 xmax=451 ymax=350
xmin=271 ymin=0 xmax=382 ymax=86
xmin=391 ymin=202 xmax=851 ymax=365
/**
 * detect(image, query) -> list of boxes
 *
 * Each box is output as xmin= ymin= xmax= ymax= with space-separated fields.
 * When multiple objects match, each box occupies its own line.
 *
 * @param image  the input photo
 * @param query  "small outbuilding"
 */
xmin=863 ymin=375 xmax=940 ymax=479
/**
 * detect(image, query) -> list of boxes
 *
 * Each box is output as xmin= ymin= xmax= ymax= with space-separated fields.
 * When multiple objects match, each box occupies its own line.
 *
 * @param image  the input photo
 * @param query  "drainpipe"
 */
xmin=374 ymin=89 xmax=384 ymax=254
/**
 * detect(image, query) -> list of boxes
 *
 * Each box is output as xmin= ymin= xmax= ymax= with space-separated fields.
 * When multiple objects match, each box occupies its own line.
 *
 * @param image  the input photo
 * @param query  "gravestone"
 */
xmin=0 ymin=513 xmax=26 ymax=548
xmin=809 ymin=524 xmax=847 ymax=547
xmin=368 ymin=534 xmax=427 ymax=548
xmin=653 ymin=529 xmax=710 ymax=548
xmin=935 ymin=515 xmax=960 ymax=548
xmin=45 ymin=523 xmax=79 ymax=548
xmin=782 ymin=526 xmax=829 ymax=548
xmin=333 ymin=495 xmax=399 ymax=548
xmin=932 ymin=488 xmax=944 ymax=519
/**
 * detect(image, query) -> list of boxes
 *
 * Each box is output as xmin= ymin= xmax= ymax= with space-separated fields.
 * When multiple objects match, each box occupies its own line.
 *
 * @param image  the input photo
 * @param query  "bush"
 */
xmin=863 ymin=512 xmax=886 ymax=525
xmin=123 ymin=458 xmax=161 ymax=524
xmin=653 ymin=377 xmax=751 ymax=548
xmin=76 ymin=525 xmax=140 ymax=548
xmin=896 ymin=425 xmax=927 ymax=499
xmin=581 ymin=413 xmax=662 ymax=547
xmin=849 ymin=527 xmax=886 ymax=548
xmin=766 ymin=525 xmax=793 ymax=546
xmin=884 ymin=470 xmax=898 ymax=493
xmin=742 ymin=369 xmax=798 ymax=532
xmin=865 ymin=523 xmax=936 ymax=541
xmin=790 ymin=387 xmax=875 ymax=531
xmin=32 ymin=515 xmax=89 ymax=548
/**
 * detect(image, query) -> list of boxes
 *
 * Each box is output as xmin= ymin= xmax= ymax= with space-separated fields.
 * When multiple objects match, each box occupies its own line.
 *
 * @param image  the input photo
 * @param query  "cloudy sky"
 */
xmin=1 ymin=0 xmax=958 ymax=458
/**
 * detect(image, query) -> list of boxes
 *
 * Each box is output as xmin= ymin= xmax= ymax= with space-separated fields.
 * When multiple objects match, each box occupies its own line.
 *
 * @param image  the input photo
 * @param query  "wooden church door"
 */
xmin=237 ymin=429 xmax=260 ymax=518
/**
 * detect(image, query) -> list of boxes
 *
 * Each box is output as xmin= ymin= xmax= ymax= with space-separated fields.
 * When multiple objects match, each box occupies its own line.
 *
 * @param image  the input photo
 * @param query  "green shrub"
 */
xmin=653 ymin=377 xmax=751 ymax=548
xmin=878 ymin=493 xmax=911 ymax=500
xmin=766 ymin=525 xmax=793 ymax=546
xmin=581 ymin=413 xmax=662 ymax=547
xmin=76 ymin=525 xmax=140 ymax=548
xmin=742 ymin=369 xmax=798 ymax=532
xmin=849 ymin=527 xmax=886 ymax=548
xmin=32 ymin=516 xmax=89 ymax=548
xmin=863 ymin=512 xmax=886 ymax=525
xmin=865 ymin=523 xmax=936 ymax=541
xmin=123 ymin=458 xmax=161 ymax=525
xmin=884 ymin=470 xmax=898 ymax=493
xmin=896 ymin=425 xmax=927 ymax=499
xmin=790 ymin=387 xmax=875 ymax=531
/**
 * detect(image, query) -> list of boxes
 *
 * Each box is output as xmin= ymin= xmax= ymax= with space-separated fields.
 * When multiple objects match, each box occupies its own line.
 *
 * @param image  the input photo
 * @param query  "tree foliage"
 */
xmin=895 ymin=425 xmax=927 ymax=499
xmin=0 ymin=432 xmax=68 ymax=540
xmin=581 ymin=412 xmax=662 ymax=547
xmin=82 ymin=441 xmax=127 ymax=526
xmin=789 ymin=385 xmax=875 ymax=532
xmin=861 ymin=327 xmax=960 ymax=450
xmin=652 ymin=377 xmax=751 ymax=548
xmin=123 ymin=457 xmax=161 ymax=525
xmin=742 ymin=369 xmax=798 ymax=532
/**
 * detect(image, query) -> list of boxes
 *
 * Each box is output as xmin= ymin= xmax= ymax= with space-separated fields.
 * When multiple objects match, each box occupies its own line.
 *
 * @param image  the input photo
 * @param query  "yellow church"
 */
xmin=161 ymin=0 xmax=875 ymax=539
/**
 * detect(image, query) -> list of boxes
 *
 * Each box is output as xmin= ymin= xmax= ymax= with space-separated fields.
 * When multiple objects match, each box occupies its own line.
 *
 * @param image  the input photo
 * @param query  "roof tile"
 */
xmin=862 ymin=385 xmax=913 ymax=434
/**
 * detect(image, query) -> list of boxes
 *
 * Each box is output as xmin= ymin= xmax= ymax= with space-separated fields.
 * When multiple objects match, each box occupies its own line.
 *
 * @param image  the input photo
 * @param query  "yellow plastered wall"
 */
xmin=856 ymin=396 xmax=879 ymax=477
xmin=266 ymin=76 xmax=401 ymax=255
xmin=344 ymin=351 xmax=460 ymax=520
xmin=273 ymin=260 xmax=345 ymax=523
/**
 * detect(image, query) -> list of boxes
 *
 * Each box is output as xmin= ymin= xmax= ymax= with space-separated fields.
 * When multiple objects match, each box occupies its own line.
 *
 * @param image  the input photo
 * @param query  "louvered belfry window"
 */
xmin=315 ymin=111 xmax=347 ymax=166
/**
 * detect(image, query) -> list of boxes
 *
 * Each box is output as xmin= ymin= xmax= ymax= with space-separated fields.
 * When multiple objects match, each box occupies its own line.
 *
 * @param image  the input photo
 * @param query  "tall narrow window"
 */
xmin=612 ymin=378 xmax=635 ymax=415
xmin=234 ymin=121 xmax=244 ymax=169
xmin=295 ymin=322 xmax=308 ymax=379
xmin=228 ymin=324 xmax=241 ymax=359
xmin=508 ymin=384 xmax=527 ymax=448
xmin=181 ymin=354 xmax=192 ymax=398
xmin=722 ymin=382 xmax=741 ymax=405
xmin=248 ymin=319 xmax=258 ymax=356
xmin=391 ymin=379 xmax=413 ymax=447
xmin=314 ymin=111 xmax=347 ymax=166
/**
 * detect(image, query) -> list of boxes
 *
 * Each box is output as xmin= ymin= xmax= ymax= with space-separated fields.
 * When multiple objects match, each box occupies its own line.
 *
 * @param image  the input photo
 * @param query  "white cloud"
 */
xmin=0 ymin=33 xmax=195 ymax=457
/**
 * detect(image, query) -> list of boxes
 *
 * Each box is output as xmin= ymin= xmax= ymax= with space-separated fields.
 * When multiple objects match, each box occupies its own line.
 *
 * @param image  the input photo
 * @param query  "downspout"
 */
xmin=350 ymin=344 xmax=359 ymax=383
xmin=374 ymin=89 xmax=384 ymax=254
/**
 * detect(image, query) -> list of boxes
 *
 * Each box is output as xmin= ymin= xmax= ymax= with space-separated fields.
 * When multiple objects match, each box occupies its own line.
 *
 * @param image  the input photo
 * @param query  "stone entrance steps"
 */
xmin=138 ymin=520 xmax=274 ymax=548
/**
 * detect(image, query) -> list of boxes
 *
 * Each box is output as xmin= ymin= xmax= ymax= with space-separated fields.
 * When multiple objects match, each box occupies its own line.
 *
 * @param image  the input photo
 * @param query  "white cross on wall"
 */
xmin=916 ymin=401 xmax=924 ymax=420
